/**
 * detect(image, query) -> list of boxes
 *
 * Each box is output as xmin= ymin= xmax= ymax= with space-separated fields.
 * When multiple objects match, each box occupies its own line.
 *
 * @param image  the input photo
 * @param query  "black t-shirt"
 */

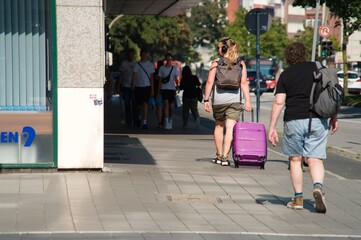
xmin=276 ymin=61 xmax=318 ymax=122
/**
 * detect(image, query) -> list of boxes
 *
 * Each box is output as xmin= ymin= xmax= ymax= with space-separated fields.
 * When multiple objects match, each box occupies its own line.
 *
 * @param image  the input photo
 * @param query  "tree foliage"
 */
xmin=293 ymin=0 xmax=361 ymax=96
xmin=224 ymin=9 xmax=290 ymax=60
xmin=107 ymin=15 xmax=193 ymax=63
xmin=186 ymin=0 xmax=227 ymax=47
xmin=293 ymin=26 xmax=314 ymax=60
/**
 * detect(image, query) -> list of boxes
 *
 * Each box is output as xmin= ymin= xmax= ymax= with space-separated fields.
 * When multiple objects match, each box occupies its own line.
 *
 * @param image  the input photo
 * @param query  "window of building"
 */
xmin=0 ymin=0 xmax=54 ymax=166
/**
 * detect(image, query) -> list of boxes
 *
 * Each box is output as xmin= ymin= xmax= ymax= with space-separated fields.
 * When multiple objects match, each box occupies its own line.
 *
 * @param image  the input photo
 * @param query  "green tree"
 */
xmin=294 ymin=26 xmax=315 ymax=60
xmin=224 ymin=9 xmax=290 ymax=60
xmin=293 ymin=0 xmax=361 ymax=96
xmin=224 ymin=9 xmax=251 ymax=56
xmin=107 ymin=15 xmax=193 ymax=64
xmin=186 ymin=0 xmax=228 ymax=47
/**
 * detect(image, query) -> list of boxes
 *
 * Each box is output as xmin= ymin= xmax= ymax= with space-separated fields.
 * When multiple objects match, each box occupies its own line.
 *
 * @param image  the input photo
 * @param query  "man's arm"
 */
xmin=268 ymin=93 xmax=286 ymax=146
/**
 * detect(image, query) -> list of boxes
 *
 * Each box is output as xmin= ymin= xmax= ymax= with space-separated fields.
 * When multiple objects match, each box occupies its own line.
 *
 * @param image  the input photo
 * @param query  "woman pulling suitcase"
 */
xmin=203 ymin=37 xmax=253 ymax=166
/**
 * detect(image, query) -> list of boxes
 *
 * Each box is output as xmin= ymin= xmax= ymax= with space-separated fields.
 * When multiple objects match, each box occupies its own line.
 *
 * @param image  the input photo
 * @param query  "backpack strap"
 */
xmin=218 ymin=57 xmax=226 ymax=66
xmin=137 ymin=62 xmax=151 ymax=81
xmin=308 ymin=61 xmax=323 ymax=133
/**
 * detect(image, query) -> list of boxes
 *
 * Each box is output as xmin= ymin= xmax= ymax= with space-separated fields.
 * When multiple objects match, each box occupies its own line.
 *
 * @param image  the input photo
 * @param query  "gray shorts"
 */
xmin=282 ymin=118 xmax=329 ymax=159
xmin=212 ymin=102 xmax=243 ymax=121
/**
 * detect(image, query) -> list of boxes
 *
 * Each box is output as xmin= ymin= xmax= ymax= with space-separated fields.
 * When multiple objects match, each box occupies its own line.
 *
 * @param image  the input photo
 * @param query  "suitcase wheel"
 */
xmin=260 ymin=157 xmax=266 ymax=170
xmin=234 ymin=156 xmax=239 ymax=168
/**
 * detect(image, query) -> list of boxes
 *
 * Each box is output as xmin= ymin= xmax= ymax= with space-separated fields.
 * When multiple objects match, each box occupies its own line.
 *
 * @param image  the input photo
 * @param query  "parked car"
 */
xmin=247 ymin=70 xmax=267 ymax=96
xmin=264 ymin=68 xmax=276 ymax=92
xmin=337 ymin=70 xmax=361 ymax=94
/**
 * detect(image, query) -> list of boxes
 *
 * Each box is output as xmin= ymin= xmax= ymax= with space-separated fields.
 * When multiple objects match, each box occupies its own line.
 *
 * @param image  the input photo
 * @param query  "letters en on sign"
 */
xmin=0 ymin=126 xmax=36 ymax=147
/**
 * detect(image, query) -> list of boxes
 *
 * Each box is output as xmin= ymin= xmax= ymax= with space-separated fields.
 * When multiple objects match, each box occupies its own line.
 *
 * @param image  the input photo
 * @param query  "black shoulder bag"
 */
xmin=161 ymin=66 xmax=173 ymax=84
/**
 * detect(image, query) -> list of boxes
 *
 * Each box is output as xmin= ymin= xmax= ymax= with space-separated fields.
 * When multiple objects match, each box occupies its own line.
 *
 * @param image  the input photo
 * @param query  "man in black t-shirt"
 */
xmin=268 ymin=42 xmax=338 ymax=214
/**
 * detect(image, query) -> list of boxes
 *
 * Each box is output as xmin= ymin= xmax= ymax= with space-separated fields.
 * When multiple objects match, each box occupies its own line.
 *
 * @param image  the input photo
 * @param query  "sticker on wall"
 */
xmin=94 ymin=99 xmax=103 ymax=106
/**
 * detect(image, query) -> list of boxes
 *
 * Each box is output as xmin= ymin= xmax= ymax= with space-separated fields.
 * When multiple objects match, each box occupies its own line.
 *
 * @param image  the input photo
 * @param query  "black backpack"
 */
xmin=214 ymin=57 xmax=243 ymax=90
xmin=309 ymin=62 xmax=344 ymax=132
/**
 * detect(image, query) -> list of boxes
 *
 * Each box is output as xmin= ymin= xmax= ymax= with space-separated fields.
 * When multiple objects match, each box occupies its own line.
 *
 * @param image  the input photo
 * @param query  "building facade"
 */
xmin=0 ymin=0 xmax=200 ymax=170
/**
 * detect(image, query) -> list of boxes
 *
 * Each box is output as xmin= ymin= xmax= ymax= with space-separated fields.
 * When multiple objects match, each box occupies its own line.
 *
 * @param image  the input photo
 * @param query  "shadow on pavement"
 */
xmin=104 ymin=134 xmax=156 ymax=165
xmin=103 ymin=95 xmax=215 ymax=165
xmin=256 ymin=194 xmax=317 ymax=212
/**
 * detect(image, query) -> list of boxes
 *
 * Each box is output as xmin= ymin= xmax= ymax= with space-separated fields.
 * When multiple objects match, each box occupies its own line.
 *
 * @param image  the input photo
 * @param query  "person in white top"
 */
xmin=133 ymin=49 xmax=155 ymax=129
xmin=119 ymin=49 xmax=137 ymax=127
xmin=158 ymin=53 xmax=179 ymax=129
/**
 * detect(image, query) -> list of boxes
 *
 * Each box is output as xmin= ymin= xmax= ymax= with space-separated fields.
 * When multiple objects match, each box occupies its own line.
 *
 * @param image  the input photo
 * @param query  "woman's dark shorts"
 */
xmin=212 ymin=102 xmax=243 ymax=121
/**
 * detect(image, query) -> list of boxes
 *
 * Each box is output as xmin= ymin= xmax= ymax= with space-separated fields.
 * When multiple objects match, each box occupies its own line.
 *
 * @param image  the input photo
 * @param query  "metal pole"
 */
xmin=311 ymin=0 xmax=320 ymax=61
xmin=256 ymin=10 xmax=260 ymax=122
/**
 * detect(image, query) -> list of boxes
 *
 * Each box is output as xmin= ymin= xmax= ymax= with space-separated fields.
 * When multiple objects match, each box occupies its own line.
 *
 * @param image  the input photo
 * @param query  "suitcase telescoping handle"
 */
xmin=241 ymin=109 xmax=254 ymax=122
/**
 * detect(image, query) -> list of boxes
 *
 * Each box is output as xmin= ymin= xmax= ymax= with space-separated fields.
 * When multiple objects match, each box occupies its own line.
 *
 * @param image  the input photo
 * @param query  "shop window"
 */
xmin=0 ymin=0 xmax=54 ymax=166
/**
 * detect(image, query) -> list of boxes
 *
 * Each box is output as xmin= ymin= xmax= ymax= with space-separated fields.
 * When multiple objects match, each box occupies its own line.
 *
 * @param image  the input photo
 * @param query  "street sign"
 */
xmin=245 ymin=8 xmax=271 ymax=122
xmin=245 ymin=8 xmax=271 ymax=35
xmin=319 ymin=25 xmax=331 ymax=38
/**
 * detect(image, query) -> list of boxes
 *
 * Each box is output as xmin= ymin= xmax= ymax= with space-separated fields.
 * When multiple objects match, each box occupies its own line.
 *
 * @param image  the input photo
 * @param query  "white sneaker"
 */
xmin=169 ymin=119 xmax=173 ymax=129
xmin=164 ymin=119 xmax=171 ymax=130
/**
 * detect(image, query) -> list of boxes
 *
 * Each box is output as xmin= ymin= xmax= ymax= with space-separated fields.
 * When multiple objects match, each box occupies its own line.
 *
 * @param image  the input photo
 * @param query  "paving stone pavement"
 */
xmin=0 ymin=100 xmax=360 ymax=240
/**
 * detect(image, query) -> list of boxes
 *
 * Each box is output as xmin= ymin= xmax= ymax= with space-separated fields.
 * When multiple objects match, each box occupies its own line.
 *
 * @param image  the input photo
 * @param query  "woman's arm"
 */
xmin=204 ymin=61 xmax=217 ymax=112
xmin=240 ymin=61 xmax=252 ymax=111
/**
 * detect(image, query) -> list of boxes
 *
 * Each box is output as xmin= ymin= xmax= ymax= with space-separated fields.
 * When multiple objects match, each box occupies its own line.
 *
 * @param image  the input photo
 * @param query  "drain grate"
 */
xmin=156 ymin=193 xmax=222 ymax=203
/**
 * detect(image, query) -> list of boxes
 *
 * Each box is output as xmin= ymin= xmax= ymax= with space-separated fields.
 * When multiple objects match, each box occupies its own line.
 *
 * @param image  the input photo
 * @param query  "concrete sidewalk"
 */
xmin=0 ymin=99 xmax=360 ymax=239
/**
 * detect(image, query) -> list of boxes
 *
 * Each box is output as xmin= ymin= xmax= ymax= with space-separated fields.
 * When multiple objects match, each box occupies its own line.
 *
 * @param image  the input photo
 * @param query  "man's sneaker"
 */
xmin=164 ymin=119 xmax=171 ymax=130
xmin=287 ymin=196 xmax=303 ymax=210
xmin=212 ymin=154 xmax=221 ymax=164
xmin=313 ymin=186 xmax=327 ymax=213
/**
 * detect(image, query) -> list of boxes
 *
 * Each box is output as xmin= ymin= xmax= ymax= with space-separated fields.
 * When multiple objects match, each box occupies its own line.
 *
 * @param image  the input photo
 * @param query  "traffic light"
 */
xmin=320 ymin=41 xmax=334 ymax=57
xmin=327 ymin=41 xmax=334 ymax=56
xmin=321 ymin=41 xmax=328 ymax=57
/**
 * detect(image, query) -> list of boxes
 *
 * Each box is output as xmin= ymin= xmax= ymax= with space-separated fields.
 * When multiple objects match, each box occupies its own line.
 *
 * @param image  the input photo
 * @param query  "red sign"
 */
xmin=319 ymin=26 xmax=331 ymax=38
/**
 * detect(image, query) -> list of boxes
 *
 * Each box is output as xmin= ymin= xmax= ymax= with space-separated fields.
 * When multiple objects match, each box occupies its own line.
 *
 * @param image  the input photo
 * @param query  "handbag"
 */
xmin=175 ymin=94 xmax=182 ymax=108
xmin=196 ymin=87 xmax=203 ymax=103
xmin=148 ymin=97 xmax=155 ymax=109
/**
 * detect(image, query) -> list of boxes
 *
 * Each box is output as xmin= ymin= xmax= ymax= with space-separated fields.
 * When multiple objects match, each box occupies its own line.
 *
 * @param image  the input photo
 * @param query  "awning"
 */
xmin=105 ymin=0 xmax=202 ymax=16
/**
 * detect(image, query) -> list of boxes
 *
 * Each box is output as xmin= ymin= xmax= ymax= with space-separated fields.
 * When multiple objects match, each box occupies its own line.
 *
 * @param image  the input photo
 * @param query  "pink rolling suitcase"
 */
xmin=232 ymin=111 xmax=267 ymax=169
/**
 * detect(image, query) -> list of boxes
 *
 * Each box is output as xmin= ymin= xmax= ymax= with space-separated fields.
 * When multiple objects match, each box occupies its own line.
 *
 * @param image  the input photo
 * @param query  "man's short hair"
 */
xmin=165 ymin=52 xmax=173 ymax=59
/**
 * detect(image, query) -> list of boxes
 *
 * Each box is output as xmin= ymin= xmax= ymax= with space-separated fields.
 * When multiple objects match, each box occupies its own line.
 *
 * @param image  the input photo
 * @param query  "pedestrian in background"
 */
xmin=133 ymin=49 xmax=154 ymax=129
xmin=158 ymin=53 xmax=179 ymax=130
xmin=203 ymin=37 xmax=252 ymax=166
xmin=104 ymin=66 xmax=114 ymax=106
xmin=179 ymin=65 xmax=201 ymax=128
xmin=154 ymin=60 xmax=164 ymax=128
xmin=119 ymin=49 xmax=137 ymax=127
xmin=268 ymin=42 xmax=338 ymax=213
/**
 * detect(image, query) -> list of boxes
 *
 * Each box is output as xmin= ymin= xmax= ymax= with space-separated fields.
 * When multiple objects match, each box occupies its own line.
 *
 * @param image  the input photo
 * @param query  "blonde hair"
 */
xmin=219 ymin=37 xmax=240 ymax=68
